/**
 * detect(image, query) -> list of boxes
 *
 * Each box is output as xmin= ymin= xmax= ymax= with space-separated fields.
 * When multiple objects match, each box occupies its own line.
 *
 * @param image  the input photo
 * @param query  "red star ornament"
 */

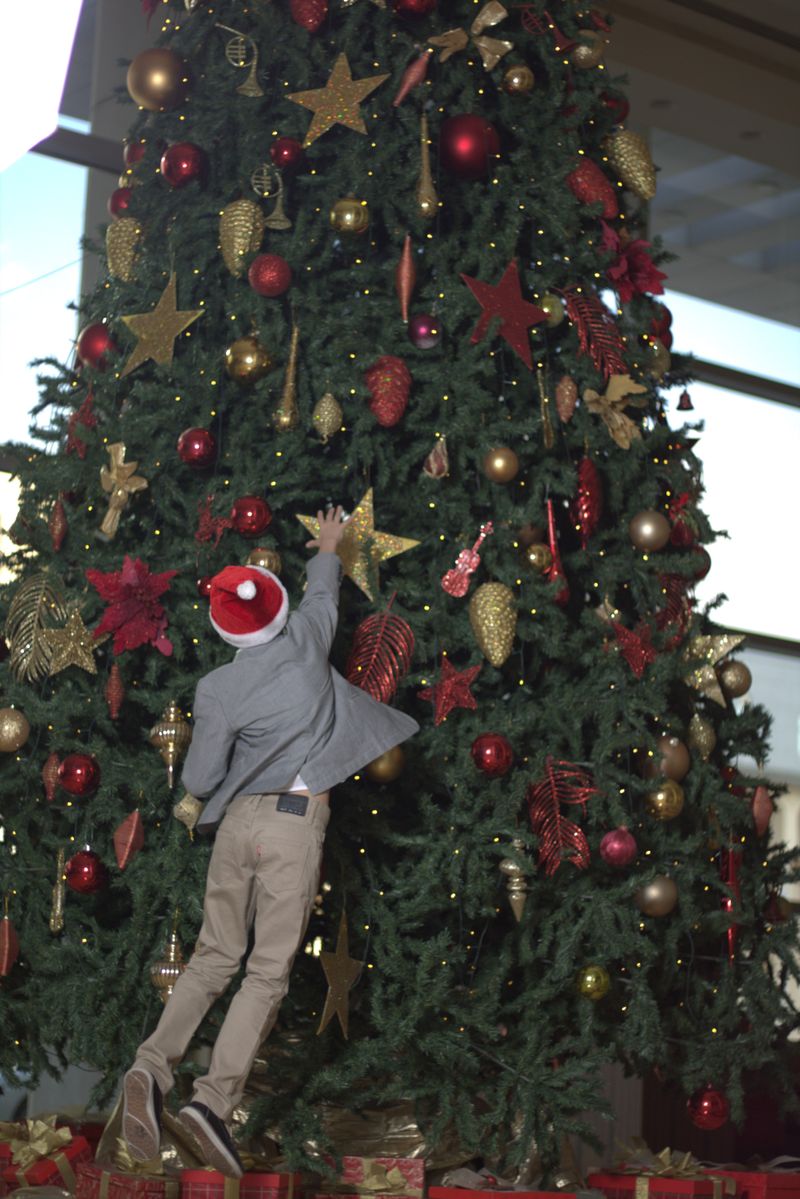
xmin=460 ymin=259 xmax=546 ymax=368
xmin=418 ymin=656 xmax=482 ymax=725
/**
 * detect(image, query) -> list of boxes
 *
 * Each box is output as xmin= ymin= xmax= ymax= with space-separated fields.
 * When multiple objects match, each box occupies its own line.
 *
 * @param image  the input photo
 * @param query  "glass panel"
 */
xmin=0 ymin=152 xmax=87 ymax=445
xmin=665 ymin=383 xmax=800 ymax=642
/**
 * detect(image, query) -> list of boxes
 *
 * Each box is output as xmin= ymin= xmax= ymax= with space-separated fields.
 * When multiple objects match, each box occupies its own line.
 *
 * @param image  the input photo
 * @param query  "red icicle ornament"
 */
xmin=721 ymin=845 xmax=742 ymax=964
xmin=0 ymin=901 xmax=20 ymax=977
xmin=346 ymin=600 xmax=415 ymax=704
xmin=393 ymin=50 xmax=431 ymax=106
xmin=49 ymin=495 xmax=68 ymax=551
xmin=395 ymin=234 xmax=416 ymax=324
xmin=114 ymin=809 xmax=144 ymax=870
xmin=571 ymin=457 xmax=603 ymax=550
xmin=545 ymin=499 xmax=569 ymax=605
xmin=527 ymin=757 xmax=598 ymax=876
xmin=42 ymin=751 xmax=61 ymax=802
xmin=105 ymin=662 xmax=125 ymax=720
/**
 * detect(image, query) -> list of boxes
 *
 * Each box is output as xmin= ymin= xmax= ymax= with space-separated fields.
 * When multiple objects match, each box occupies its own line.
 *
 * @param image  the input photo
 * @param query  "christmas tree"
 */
xmin=1 ymin=0 xmax=798 ymax=1172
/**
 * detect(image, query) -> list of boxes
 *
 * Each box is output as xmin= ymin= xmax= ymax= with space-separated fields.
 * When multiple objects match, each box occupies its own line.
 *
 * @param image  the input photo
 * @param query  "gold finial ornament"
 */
xmin=273 ymin=324 xmax=301 ymax=431
xmin=149 ymin=700 xmax=193 ymax=789
xmin=499 ymin=838 xmax=529 ymax=921
xmin=151 ymin=918 xmax=186 ymax=1003
xmin=219 ymin=198 xmax=265 ymax=276
xmin=416 ymin=113 xmax=439 ymax=222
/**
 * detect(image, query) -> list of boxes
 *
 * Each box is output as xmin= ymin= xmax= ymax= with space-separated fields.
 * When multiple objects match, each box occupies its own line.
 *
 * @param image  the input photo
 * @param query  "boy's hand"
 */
xmin=305 ymin=505 xmax=349 ymax=553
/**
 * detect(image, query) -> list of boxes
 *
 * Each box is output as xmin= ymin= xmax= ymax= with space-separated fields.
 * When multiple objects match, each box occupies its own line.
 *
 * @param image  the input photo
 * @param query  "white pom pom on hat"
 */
xmin=209 ymin=564 xmax=289 ymax=648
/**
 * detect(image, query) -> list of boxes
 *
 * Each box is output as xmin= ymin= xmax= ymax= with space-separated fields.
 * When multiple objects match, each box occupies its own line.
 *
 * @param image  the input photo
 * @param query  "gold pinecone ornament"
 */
xmin=469 ymin=582 xmax=517 ymax=667
xmin=312 ymin=392 xmax=343 ymax=442
xmin=106 ymin=217 xmax=141 ymax=282
xmin=604 ymin=130 xmax=657 ymax=201
xmin=219 ymin=198 xmax=266 ymax=276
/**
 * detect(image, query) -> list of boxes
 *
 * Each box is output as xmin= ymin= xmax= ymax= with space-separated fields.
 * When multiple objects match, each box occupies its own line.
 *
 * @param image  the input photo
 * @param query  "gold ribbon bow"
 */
xmin=428 ymin=1 xmax=512 ymax=70
xmin=6 ymin=1116 xmax=72 ymax=1170
xmin=94 ymin=1144 xmax=179 ymax=1199
xmin=99 ymin=442 xmax=149 ymax=539
xmin=617 ymin=1140 xmax=736 ymax=1199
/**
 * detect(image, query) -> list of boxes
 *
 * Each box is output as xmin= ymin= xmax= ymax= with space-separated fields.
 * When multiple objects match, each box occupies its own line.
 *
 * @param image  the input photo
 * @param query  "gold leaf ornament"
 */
xmin=583 ymin=374 xmax=648 ymax=449
xmin=4 ymin=572 xmax=68 ymax=683
xmin=106 ymin=217 xmax=141 ymax=282
xmin=219 ymin=198 xmax=265 ymax=276
xmin=469 ymin=581 xmax=517 ymax=667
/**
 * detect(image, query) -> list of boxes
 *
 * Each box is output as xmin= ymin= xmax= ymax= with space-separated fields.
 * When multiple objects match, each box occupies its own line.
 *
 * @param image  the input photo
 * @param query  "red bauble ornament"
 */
xmin=76 ymin=324 xmax=117 ymax=371
xmin=599 ymin=827 xmax=637 ymax=868
xmin=601 ymin=91 xmax=629 ymax=124
xmin=471 ymin=733 xmax=513 ymax=777
xmin=290 ymin=0 xmax=328 ymax=31
xmin=440 ymin=114 xmax=500 ymax=180
xmin=197 ymin=575 xmax=213 ymax=598
xmin=408 ymin=313 xmax=441 ymax=350
xmin=270 ymin=136 xmax=305 ymax=172
xmin=160 ymin=142 xmax=206 ymax=188
xmin=108 ymin=187 xmax=133 ymax=218
xmin=231 ymin=495 xmax=272 ymax=537
xmin=65 ymin=849 xmax=108 ymax=895
xmin=394 ymin=0 xmax=436 ymax=16
xmin=57 ymin=753 xmax=101 ymax=796
xmin=177 ymin=427 xmax=217 ymax=469
xmin=248 ymin=253 xmax=292 ymax=298
xmin=687 ymin=1084 xmax=730 ymax=1131
xmin=567 ymin=158 xmax=618 ymax=218
xmin=692 ymin=546 xmax=712 ymax=580
xmin=123 ymin=139 xmax=146 ymax=167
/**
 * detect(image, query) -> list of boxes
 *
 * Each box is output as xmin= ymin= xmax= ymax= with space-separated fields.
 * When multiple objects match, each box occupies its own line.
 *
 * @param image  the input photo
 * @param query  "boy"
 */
xmin=122 ymin=506 xmax=418 ymax=1177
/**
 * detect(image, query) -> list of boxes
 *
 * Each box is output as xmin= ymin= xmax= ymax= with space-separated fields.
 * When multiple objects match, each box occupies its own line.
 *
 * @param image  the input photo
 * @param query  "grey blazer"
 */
xmin=182 ymin=552 xmax=419 ymax=832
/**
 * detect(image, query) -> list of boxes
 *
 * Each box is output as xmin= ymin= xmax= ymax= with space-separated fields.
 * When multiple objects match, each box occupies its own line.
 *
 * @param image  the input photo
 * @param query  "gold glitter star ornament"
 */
xmin=287 ymin=54 xmax=389 ymax=147
xmin=317 ymin=911 xmax=362 ymax=1039
xmin=685 ymin=633 xmax=746 ymax=706
xmin=44 ymin=610 xmax=101 ymax=676
xmin=120 ymin=273 xmax=202 ymax=377
xmin=296 ymin=488 xmax=419 ymax=600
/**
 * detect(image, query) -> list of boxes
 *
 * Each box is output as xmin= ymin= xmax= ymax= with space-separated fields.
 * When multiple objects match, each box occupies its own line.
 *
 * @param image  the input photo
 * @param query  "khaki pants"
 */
xmin=134 ymin=792 xmax=329 ymax=1120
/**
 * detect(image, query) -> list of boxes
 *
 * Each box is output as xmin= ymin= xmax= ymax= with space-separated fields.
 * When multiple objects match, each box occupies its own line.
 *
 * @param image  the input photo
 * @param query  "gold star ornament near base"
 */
xmin=120 ymin=273 xmax=203 ymax=378
xmin=316 ymin=911 xmax=362 ymax=1039
xmin=296 ymin=488 xmax=419 ymax=600
xmin=287 ymin=54 xmax=389 ymax=147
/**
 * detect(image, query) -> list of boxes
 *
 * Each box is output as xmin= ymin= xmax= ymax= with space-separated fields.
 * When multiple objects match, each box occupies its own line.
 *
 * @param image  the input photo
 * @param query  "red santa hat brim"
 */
xmin=209 ymin=565 xmax=289 ymax=648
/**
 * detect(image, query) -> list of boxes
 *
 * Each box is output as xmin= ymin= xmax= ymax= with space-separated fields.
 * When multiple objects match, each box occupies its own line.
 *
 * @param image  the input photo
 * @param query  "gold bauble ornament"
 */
xmin=539 ymin=292 xmax=565 ymax=327
xmin=635 ymin=875 xmax=678 ymax=917
xmin=688 ymin=713 xmax=716 ymax=759
xmin=645 ymin=780 xmax=685 ymax=821
xmin=150 ymin=926 xmax=186 ymax=1003
xmin=629 ymin=509 xmax=671 ymax=552
xmin=0 ymin=707 xmax=30 ymax=752
xmin=645 ymin=336 xmax=671 ymax=379
xmin=312 ymin=392 xmax=344 ymax=443
xmin=718 ymin=659 xmax=752 ymax=700
xmin=642 ymin=734 xmax=691 ymax=781
xmin=498 ymin=837 xmax=530 ymax=922
xmin=576 ymin=964 xmax=610 ymax=1000
xmin=106 ymin=217 xmax=141 ymax=282
xmin=523 ymin=543 xmax=552 ymax=572
xmin=247 ymin=546 xmax=282 ymax=574
xmin=482 ymin=446 xmax=519 ymax=483
xmin=219 ymin=198 xmax=265 ymax=276
xmin=570 ymin=29 xmax=606 ymax=69
xmin=502 ymin=64 xmax=535 ymax=94
xmin=469 ymin=582 xmax=517 ymax=668
xmin=365 ymin=745 xmax=405 ymax=783
xmin=330 ymin=196 xmax=370 ymax=235
xmin=604 ymin=129 xmax=657 ymax=200
xmin=127 ymin=48 xmax=188 ymax=112
xmin=149 ymin=700 xmax=192 ymax=789
xmin=224 ymin=334 xmax=272 ymax=385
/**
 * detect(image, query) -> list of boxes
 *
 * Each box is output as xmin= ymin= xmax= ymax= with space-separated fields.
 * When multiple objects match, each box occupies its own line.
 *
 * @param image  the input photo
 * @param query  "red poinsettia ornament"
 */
xmin=86 ymin=555 xmax=177 ymax=656
xmin=600 ymin=222 xmax=667 ymax=303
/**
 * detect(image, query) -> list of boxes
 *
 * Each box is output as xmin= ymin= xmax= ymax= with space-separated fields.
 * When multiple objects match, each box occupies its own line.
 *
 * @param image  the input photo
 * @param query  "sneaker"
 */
xmin=122 ymin=1067 xmax=163 ymax=1161
xmin=178 ymin=1101 xmax=243 ymax=1178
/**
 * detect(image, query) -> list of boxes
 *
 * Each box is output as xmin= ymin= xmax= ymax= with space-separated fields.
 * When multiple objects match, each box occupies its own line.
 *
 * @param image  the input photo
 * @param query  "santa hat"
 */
xmin=208 ymin=565 xmax=289 ymax=648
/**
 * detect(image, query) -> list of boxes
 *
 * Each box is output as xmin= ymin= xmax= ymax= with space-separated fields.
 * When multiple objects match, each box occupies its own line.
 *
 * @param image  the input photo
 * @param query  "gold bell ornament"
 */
xmin=149 ymin=700 xmax=192 ymax=789
xmin=219 ymin=198 xmax=265 ymax=276
xmin=469 ymin=582 xmax=517 ymax=668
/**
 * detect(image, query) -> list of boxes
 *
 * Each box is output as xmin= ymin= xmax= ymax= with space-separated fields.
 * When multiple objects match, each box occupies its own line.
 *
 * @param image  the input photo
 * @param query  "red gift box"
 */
xmin=588 ymin=1172 xmax=734 ymax=1199
xmin=62 ymin=1121 xmax=108 ymax=1158
xmin=77 ymin=1161 xmax=180 ymax=1199
xmin=428 ymin=1190 xmax=566 ymax=1199
xmin=702 ymin=1171 xmax=800 ymax=1199
xmin=312 ymin=1193 xmax=419 ymax=1199
xmin=181 ymin=1169 xmax=304 ymax=1199
xmin=322 ymin=1157 xmax=424 ymax=1199
xmin=2 ymin=1133 xmax=93 ymax=1191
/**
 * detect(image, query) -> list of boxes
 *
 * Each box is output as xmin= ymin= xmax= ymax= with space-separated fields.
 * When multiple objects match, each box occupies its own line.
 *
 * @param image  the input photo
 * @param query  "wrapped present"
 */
xmin=429 ymin=1190 xmax=582 ymax=1199
xmin=60 ymin=1122 xmax=107 ymax=1158
xmin=320 ymin=1156 xmax=424 ymax=1199
xmin=180 ymin=1169 xmax=305 ymax=1199
xmin=1 ymin=1116 xmax=92 ymax=1192
xmin=77 ymin=1161 xmax=179 ymax=1199
xmin=589 ymin=1142 xmax=739 ymax=1199
xmin=701 ymin=1159 xmax=800 ymax=1199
